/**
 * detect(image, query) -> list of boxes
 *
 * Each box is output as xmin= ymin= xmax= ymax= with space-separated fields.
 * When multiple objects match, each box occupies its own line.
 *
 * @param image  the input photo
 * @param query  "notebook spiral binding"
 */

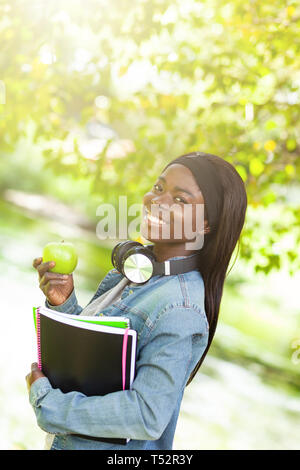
xmin=36 ymin=308 xmax=42 ymax=371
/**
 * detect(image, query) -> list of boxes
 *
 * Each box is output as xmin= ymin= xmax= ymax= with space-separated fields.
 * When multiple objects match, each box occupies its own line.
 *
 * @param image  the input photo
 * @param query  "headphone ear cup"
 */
xmin=123 ymin=244 xmax=156 ymax=283
xmin=111 ymin=241 xmax=144 ymax=273
xmin=111 ymin=242 xmax=122 ymax=271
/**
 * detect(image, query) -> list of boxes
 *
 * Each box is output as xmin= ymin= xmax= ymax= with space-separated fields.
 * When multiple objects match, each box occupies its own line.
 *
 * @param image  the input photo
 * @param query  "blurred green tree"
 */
xmin=0 ymin=0 xmax=299 ymax=273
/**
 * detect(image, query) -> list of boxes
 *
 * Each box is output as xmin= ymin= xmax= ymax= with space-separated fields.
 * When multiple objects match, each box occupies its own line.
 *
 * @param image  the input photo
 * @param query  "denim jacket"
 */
xmin=29 ymin=255 xmax=209 ymax=450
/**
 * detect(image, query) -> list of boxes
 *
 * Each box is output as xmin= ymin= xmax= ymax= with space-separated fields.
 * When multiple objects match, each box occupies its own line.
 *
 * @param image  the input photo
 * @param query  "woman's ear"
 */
xmin=204 ymin=220 xmax=210 ymax=234
xmin=197 ymin=219 xmax=210 ymax=235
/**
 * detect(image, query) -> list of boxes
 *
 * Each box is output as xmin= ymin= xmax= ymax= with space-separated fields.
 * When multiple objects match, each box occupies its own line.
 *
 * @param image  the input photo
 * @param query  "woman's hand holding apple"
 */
xmin=32 ymin=258 xmax=74 ymax=306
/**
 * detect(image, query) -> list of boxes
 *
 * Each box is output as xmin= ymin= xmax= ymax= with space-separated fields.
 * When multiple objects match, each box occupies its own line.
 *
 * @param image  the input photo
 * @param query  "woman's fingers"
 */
xmin=43 ymin=280 xmax=70 ymax=298
xmin=42 ymin=279 xmax=69 ymax=289
xmin=32 ymin=257 xmax=43 ymax=268
xmin=41 ymin=279 xmax=69 ymax=296
xmin=39 ymin=273 xmax=69 ymax=289
xmin=36 ymin=261 xmax=56 ymax=279
xmin=33 ymin=257 xmax=74 ymax=305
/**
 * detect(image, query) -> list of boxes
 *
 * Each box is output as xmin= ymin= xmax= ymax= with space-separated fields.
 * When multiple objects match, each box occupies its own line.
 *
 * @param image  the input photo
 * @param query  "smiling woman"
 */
xmin=28 ymin=151 xmax=247 ymax=450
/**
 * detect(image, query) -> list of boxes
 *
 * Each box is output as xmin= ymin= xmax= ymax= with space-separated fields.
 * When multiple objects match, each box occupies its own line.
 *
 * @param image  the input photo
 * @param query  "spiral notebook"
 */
xmin=33 ymin=306 xmax=137 ymax=445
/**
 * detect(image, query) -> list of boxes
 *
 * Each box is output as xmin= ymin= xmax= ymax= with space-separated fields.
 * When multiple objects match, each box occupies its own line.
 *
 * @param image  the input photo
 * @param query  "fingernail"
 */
xmin=63 ymin=275 xmax=68 ymax=279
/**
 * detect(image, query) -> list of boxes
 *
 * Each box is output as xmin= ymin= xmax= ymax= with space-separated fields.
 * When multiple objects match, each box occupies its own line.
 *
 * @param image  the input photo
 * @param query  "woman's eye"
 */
xmin=153 ymin=183 xmax=162 ymax=192
xmin=174 ymin=196 xmax=187 ymax=204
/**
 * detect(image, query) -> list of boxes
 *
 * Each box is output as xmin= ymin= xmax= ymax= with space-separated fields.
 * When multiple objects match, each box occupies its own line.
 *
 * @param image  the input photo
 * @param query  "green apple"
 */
xmin=43 ymin=240 xmax=78 ymax=274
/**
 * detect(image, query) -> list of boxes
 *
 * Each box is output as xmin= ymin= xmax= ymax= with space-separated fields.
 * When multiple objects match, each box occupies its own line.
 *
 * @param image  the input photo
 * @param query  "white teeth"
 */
xmin=148 ymin=214 xmax=164 ymax=225
xmin=144 ymin=208 xmax=167 ymax=225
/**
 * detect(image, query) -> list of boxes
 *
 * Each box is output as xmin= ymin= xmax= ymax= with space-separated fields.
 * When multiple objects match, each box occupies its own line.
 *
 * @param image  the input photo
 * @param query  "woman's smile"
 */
xmin=143 ymin=205 xmax=171 ymax=226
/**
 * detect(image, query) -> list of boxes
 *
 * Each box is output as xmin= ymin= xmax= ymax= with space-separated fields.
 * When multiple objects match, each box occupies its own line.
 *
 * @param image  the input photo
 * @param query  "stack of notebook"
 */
xmin=33 ymin=306 xmax=137 ymax=445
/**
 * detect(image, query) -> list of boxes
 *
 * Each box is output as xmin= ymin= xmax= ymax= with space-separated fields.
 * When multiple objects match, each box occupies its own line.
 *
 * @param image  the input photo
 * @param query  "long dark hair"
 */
xmin=184 ymin=152 xmax=248 ymax=386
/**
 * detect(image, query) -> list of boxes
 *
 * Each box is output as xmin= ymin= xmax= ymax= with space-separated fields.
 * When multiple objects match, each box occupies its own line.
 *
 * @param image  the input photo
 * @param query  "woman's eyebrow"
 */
xmin=157 ymin=176 xmax=195 ymax=197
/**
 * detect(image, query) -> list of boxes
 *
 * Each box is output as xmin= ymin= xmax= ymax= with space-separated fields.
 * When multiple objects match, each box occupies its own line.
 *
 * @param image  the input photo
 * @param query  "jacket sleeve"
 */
xmin=29 ymin=305 xmax=209 ymax=441
xmin=45 ymin=289 xmax=83 ymax=315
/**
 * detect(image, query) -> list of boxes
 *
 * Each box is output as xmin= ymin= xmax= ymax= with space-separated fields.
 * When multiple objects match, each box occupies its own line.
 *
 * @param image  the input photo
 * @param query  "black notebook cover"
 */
xmin=37 ymin=311 xmax=137 ymax=445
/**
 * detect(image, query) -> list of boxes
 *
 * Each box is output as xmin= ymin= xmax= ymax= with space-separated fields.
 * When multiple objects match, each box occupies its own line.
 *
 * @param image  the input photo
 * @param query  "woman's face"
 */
xmin=141 ymin=164 xmax=210 ymax=247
